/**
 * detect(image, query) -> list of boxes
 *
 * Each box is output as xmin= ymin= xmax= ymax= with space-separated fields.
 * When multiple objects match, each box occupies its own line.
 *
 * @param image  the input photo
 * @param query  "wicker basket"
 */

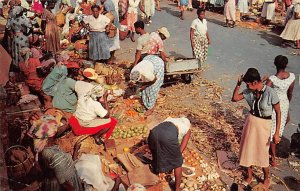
xmin=5 ymin=145 xmax=34 ymax=179
xmin=106 ymin=68 xmax=122 ymax=85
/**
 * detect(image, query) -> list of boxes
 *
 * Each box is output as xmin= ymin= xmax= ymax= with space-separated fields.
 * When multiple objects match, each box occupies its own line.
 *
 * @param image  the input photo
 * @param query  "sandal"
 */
xmin=223 ymin=23 xmax=229 ymax=27
xmin=270 ymin=158 xmax=277 ymax=167
xmin=242 ymin=177 xmax=253 ymax=187
xmin=263 ymin=178 xmax=271 ymax=189
xmin=94 ymin=136 xmax=105 ymax=145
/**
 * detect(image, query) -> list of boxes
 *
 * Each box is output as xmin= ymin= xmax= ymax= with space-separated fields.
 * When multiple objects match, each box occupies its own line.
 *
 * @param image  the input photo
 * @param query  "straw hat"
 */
xmin=83 ymin=68 xmax=98 ymax=80
xmin=157 ymin=27 xmax=170 ymax=39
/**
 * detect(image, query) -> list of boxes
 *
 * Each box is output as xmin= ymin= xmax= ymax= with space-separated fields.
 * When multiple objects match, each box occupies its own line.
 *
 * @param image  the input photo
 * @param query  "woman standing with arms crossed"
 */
xmin=267 ymin=55 xmax=295 ymax=166
xmin=232 ymin=68 xmax=281 ymax=189
xmin=190 ymin=8 xmax=210 ymax=66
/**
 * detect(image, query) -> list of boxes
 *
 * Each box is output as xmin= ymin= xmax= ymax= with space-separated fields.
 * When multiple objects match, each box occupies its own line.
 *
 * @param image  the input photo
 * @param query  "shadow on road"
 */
xmin=257 ymin=31 xmax=283 ymax=47
xmin=276 ymin=136 xmax=290 ymax=158
xmin=206 ymin=18 xmax=225 ymax=27
xmin=161 ymin=6 xmax=180 ymax=18
xmin=169 ymin=51 xmax=187 ymax=58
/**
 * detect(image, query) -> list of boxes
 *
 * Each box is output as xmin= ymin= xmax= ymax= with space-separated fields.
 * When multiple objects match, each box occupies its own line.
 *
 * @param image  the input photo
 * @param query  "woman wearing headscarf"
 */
xmin=148 ymin=117 xmax=191 ymax=191
xmin=27 ymin=111 xmax=84 ymax=191
xmin=267 ymin=55 xmax=295 ymax=166
xmin=42 ymin=63 xmax=68 ymax=97
xmin=6 ymin=6 xmax=32 ymax=67
xmin=280 ymin=0 xmax=300 ymax=49
xmin=42 ymin=3 xmax=60 ymax=54
xmin=51 ymin=62 xmax=81 ymax=114
xmin=190 ymin=8 xmax=210 ymax=66
xmin=19 ymin=47 xmax=43 ymax=92
xmin=232 ymin=68 xmax=281 ymax=189
xmin=70 ymin=83 xmax=118 ymax=145
xmin=130 ymin=55 xmax=164 ymax=116
xmin=19 ymin=47 xmax=53 ymax=108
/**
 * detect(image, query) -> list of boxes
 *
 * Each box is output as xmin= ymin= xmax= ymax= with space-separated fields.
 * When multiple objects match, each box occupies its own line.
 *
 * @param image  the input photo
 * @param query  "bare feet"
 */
xmin=263 ymin=178 xmax=271 ymax=189
xmin=245 ymin=176 xmax=253 ymax=185
xmin=144 ymin=108 xmax=154 ymax=116
xmin=130 ymin=35 xmax=135 ymax=42
xmin=270 ymin=157 xmax=277 ymax=167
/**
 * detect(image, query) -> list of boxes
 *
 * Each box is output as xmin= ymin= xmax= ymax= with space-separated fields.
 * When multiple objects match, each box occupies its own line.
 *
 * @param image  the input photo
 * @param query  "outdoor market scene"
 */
xmin=0 ymin=0 xmax=299 ymax=190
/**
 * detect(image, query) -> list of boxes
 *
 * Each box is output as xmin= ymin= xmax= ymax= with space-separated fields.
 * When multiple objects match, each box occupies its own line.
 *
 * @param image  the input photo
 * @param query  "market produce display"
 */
xmin=111 ymin=126 xmax=148 ymax=139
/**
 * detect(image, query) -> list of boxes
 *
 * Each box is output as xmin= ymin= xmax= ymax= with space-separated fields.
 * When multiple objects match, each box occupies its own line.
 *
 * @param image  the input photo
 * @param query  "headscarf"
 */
xmin=130 ymin=70 xmax=141 ymax=82
xmin=11 ymin=6 xmax=23 ymax=18
xmin=20 ymin=47 xmax=32 ymax=67
xmin=84 ymin=84 xmax=105 ymax=101
xmin=31 ymin=47 xmax=43 ymax=59
xmin=27 ymin=115 xmax=58 ymax=156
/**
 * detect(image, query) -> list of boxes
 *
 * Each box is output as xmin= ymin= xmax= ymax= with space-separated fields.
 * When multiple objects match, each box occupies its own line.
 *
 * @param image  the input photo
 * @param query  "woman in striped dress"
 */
xmin=27 ymin=112 xmax=84 ymax=191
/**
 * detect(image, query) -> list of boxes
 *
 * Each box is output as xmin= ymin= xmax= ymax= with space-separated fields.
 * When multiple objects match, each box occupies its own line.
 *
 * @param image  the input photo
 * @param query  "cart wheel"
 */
xmin=181 ymin=74 xmax=192 ymax=84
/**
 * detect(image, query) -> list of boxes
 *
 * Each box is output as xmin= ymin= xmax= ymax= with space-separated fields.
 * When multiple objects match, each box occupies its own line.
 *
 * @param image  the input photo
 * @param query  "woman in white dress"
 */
xmin=280 ymin=0 xmax=300 ymax=49
xmin=267 ymin=55 xmax=295 ymax=166
xmin=261 ymin=0 xmax=278 ymax=25
xmin=238 ymin=0 xmax=249 ymax=21
xmin=224 ymin=0 xmax=236 ymax=27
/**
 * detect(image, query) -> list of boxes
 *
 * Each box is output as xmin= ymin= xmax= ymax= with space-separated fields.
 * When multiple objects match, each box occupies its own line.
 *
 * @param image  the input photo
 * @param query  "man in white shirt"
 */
xmin=133 ymin=20 xmax=150 ymax=66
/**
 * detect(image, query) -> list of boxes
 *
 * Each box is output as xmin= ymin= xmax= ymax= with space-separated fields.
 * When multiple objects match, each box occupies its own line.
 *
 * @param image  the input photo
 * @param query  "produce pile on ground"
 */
xmin=111 ymin=125 xmax=148 ymax=139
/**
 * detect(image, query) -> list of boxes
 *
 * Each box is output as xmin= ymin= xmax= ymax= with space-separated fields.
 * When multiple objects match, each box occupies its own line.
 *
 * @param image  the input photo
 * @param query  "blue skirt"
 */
xmin=89 ymin=31 xmax=112 ymax=61
xmin=180 ymin=0 xmax=188 ymax=6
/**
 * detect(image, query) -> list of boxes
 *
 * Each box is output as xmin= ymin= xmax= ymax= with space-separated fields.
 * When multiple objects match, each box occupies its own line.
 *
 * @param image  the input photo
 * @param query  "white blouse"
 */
xmin=83 ymin=14 xmax=111 ymax=32
xmin=128 ymin=0 xmax=141 ymax=14
xmin=190 ymin=18 xmax=208 ymax=35
xmin=164 ymin=117 xmax=191 ymax=143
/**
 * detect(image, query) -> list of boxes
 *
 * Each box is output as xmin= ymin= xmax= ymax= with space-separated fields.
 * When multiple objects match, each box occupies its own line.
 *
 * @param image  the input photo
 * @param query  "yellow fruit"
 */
xmin=123 ymin=147 xmax=129 ymax=152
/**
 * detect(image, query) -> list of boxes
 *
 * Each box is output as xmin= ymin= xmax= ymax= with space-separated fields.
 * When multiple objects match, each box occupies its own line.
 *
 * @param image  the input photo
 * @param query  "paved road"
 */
xmin=119 ymin=1 xmax=299 ymax=142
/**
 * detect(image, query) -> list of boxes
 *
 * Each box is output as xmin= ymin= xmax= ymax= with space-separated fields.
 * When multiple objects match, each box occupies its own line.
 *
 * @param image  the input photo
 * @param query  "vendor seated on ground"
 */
xmin=147 ymin=117 xmax=191 ymax=191
xmin=27 ymin=111 xmax=84 ymax=191
xmin=133 ymin=20 xmax=150 ymax=66
xmin=52 ymin=61 xmax=81 ymax=113
xmin=19 ymin=47 xmax=53 ymax=108
xmin=130 ymin=55 xmax=164 ymax=116
xmin=143 ymin=26 xmax=170 ymax=62
xmin=70 ymin=83 xmax=117 ymax=145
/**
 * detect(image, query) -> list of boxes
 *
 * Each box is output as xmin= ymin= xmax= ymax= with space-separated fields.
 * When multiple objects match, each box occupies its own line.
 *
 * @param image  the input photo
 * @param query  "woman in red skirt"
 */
xmin=70 ymin=83 xmax=117 ymax=145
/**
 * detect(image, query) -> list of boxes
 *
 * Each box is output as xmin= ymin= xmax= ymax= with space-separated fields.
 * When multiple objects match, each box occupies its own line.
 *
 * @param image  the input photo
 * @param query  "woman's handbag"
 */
xmin=106 ymin=68 xmax=122 ymax=85
xmin=56 ymin=12 xmax=66 ymax=27
xmin=106 ymin=23 xmax=117 ymax=38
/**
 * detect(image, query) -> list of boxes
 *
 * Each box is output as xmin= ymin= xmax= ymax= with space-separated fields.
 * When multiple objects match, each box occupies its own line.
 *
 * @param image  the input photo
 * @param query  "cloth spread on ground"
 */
xmin=75 ymin=154 xmax=114 ymax=191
